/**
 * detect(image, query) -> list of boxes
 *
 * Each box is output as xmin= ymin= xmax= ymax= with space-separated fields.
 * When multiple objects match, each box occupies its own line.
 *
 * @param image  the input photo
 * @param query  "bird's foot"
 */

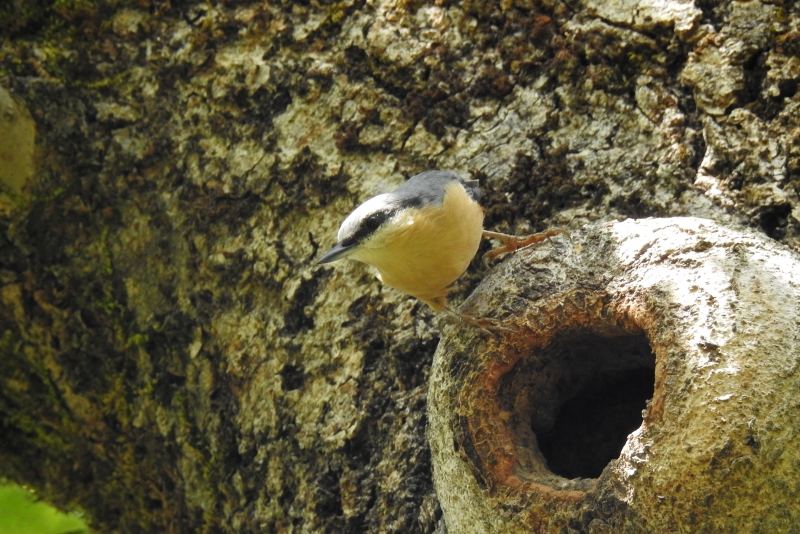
xmin=482 ymin=228 xmax=570 ymax=261
xmin=442 ymin=307 xmax=517 ymax=335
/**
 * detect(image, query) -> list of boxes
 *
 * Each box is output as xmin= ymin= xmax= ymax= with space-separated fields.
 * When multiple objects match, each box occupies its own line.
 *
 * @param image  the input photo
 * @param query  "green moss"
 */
xmin=75 ymin=68 xmax=132 ymax=90
xmin=99 ymin=226 xmax=114 ymax=278
xmin=29 ymin=182 xmax=72 ymax=205
xmin=100 ymin=375 xmax=134 ymax=428
xmin=125 ymin=333 xmax=149 ymax=348
xmin=51 ymin=0 xmax=97 ymax=17
xmin=0 ymin=329 xmax=18 ymax=352
xmin=1 ymin=330 xmax=75 ymax=447
xmin=1 ymin=403 xmax=68 ymax=454
xmin=0 ymin=0 xmax=96 ymax=81
xmin=94 ymin=225 xmax=127 ymax=337
xmin=328 ymin=1 xmax=349 ymax=24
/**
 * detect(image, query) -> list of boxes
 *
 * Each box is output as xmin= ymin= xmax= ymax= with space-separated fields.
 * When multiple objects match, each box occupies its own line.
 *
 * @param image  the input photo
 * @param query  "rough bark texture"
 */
xmin=430 ymin=217 xmax=800 ymax=533
xmin=0 ymin=0 xmax=799 ymax=532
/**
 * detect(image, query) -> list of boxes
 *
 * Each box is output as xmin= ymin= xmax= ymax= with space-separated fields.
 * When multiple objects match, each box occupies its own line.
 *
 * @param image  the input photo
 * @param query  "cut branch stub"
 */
xmin=428 ymin=217 xmax=800 ymax=533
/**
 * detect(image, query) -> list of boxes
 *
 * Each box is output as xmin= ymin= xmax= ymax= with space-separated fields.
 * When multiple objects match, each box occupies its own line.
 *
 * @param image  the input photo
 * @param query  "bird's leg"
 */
xmin=482 ymin=228 xmax=570 ymax=261
xmin=441 ymin=307 xmax=517 ymax=335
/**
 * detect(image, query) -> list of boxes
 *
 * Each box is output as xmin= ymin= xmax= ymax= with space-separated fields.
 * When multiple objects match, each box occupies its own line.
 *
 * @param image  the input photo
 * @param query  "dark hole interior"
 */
xmin=537 ymin=367 xmax=654 ymax=479
xmin=526 ymin=332 xmax=655 ymax=480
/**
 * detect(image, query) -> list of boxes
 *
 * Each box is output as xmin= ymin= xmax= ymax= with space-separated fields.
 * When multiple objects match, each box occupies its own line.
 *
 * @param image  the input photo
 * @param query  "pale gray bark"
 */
xmin=430 ymin=218 xmax=800 ymax=533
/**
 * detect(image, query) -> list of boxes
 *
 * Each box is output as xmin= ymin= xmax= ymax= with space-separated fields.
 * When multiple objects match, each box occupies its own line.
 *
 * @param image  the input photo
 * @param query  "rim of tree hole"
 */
xmin=428 ymin=217 xmax=800 ymax=533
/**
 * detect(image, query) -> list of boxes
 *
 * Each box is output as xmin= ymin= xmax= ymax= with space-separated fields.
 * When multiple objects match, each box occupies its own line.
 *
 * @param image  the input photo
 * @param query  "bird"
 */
xmin=318 ymin=169 xmax=567 ymax=315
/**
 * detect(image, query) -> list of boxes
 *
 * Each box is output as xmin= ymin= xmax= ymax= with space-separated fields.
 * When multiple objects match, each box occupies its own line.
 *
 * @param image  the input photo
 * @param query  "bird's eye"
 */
xmin=363 ymin=213 xmax=383 ymax=232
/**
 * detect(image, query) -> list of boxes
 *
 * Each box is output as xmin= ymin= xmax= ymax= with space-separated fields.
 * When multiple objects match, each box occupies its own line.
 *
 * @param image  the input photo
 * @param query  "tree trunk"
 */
xmin=430 ymin=217 xmax=800 ymax=532
xmin=1 ymin=0 xmax=798 ymax=532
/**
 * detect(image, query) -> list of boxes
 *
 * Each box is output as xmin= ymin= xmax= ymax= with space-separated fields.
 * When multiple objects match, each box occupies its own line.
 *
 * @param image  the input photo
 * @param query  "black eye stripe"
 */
xmin=344 ymin=208 xmax=398 ymax=246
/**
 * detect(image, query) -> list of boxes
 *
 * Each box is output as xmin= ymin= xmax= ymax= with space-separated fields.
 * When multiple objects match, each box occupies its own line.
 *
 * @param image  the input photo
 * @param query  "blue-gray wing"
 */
xmin=394 ymin=170 xmax=481 ymax=208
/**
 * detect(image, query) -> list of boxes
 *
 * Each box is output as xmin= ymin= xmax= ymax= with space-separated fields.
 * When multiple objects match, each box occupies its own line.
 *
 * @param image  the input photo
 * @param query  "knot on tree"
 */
xmin=429 ymin=217 xmax=800 ymax=533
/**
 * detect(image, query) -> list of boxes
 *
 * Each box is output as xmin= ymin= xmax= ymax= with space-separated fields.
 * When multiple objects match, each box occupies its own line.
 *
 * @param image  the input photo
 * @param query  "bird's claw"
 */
xmin=442 ymin=308 xmax=517 ymax=335
xmin=482 ymin=228 xmax=570 ymax=262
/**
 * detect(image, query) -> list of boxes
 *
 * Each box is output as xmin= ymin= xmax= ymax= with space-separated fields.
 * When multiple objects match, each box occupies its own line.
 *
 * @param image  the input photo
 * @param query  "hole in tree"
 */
xmin=537 ymin=366 xmax=654 ymax=479
xmin=500 ymin=330 xmax=655 ymax=481
xmin=534 ymin=332 xmax=654 ymax=479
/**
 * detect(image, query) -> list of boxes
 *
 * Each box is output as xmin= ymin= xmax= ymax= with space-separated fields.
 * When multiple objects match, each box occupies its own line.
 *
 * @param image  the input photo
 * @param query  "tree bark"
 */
xmin=430 ymin=217 xmax=800 ymax=533
xmin=1 ymin=0 xmax=798 ymax=532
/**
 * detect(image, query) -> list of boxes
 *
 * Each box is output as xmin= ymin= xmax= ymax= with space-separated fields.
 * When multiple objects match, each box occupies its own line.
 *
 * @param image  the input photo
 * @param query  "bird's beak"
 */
xmin=317 ymin=242 xmax=357 ymax=264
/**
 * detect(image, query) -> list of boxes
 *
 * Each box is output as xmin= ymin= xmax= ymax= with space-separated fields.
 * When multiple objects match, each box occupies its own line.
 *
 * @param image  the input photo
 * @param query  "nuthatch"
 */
xmin=318 ymin=169 xmax=567 ymax=313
